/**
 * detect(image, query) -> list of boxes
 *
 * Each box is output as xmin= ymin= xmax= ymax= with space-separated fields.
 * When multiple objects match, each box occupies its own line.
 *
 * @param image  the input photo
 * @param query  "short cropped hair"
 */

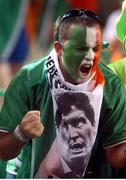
xmin=55 ymin=91 xmax=95 ymax=128
xmin=54 ymin=9 xmax=102 ymax=44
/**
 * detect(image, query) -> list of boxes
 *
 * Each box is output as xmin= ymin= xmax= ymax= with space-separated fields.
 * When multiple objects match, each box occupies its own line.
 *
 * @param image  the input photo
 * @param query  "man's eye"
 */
xmin=76 ymin=47 xmax=89 ymax=52
xmin=72 ymin=119 xmax=84 ymax=127
xmin=77 ymin=122 xmax=84 ymax=128
xmin=84 ymin=47 xmax=89 ymax=51
xmin=75 ymin=47 xmax=84 ymax=52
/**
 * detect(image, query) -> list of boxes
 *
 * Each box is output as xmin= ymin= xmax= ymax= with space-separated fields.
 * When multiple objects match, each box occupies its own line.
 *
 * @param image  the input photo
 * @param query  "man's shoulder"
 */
xmin=99 ymin=62 xmax=124 ymax=102
xmin=22 ymin=56 xmax=47 ymax=72
xmin=99 ymin=62 xmax=121 ymax=84
xmin=108 ymin=57 xmax=126 ymax=76
xmin=17 ymin=56 xmax=48 ymax=86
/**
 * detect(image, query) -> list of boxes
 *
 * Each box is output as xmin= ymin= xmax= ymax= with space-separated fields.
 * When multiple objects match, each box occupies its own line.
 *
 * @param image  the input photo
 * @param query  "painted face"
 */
xmin=59 ymin=24 xmax=102 ymax=84
xmin=58 ymin=107 xmax=94 ymax=171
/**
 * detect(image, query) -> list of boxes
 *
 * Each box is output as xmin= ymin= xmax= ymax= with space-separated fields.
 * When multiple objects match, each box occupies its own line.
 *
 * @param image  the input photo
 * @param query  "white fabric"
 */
xmin=36 ymin=49 xmax=104 ymax=178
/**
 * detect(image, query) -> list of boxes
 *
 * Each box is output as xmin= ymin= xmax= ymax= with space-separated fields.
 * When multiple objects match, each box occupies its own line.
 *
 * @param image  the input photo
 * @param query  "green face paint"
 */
xmin=62 ymin=25 xmax=87 ymax=81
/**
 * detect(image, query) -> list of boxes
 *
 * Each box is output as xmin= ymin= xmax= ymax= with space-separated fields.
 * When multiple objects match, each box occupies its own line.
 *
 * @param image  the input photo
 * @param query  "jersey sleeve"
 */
xmin=99 ymin=72 xmax=126 ymax=148
xmin=108 ymin=58 xmax=126 ymax=89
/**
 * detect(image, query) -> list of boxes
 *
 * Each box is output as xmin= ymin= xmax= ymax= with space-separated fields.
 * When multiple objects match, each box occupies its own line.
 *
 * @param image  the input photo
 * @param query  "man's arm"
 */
xmin=105 ymin=143 xmax=126 ymax=168
xmin=0 ymin=110 xmax=44 ymax=160
xmin=0 ymin=131 xmax=25 ymax=160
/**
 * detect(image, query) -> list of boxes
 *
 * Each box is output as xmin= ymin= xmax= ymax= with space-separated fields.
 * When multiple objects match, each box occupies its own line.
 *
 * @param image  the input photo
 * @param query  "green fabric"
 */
xmin=0 ymin=0 xmax=28 ymax=60
xmin=98 ymin=62 xmax=126 ymax=147
xmin=52 ymin=0 xmax=70 ymax=21
xmin=0 ymin=160 xmax=7 ymax=178
xmin=116 ymin=0 xmax=126 ymax=52
xmin=107 ymin=58 xmax=126 ymax=178
xmin=108 ymin=57 xmax=126 ymax=89
xmin=17 ymin=143 xmax=31 ymax=178
xmin=0 ymin=56 xmax=126 ymax=178
xmin=6 ymin=151 xmax=22 ymax=176
xmin=101 ymin=49 xmax=111 ymax=65
xmin=0 ymin=0 xmax=22 ymax=54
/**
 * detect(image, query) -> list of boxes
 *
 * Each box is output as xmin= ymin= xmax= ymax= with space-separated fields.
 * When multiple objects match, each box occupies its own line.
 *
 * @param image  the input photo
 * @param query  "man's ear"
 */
xmin=54 ymin=41 xmax=62 ymax=56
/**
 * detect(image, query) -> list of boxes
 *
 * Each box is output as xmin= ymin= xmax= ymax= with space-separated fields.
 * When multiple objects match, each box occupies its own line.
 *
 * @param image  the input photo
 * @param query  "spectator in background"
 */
xmin=0 ymin=0 xmax=30 ymax=75
xmin=108 ymin=0 xmax=126 ymax=89
xmin=107 ymin=1 xmax=126 ymax=177
xmin=25 ymin=0 xmax=44 ymax=60
xmin=103 ymin=0 xmax=125 ymax=63
xmin=38 ymin=0 xmax=71 ymax=55
xmin=65 ymin=0 xmax=99 ymax=12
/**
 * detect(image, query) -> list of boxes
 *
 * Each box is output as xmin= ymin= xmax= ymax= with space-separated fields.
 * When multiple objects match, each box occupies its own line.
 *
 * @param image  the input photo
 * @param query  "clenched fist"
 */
xmin=19 ymin=111 xmax=44 ymax=139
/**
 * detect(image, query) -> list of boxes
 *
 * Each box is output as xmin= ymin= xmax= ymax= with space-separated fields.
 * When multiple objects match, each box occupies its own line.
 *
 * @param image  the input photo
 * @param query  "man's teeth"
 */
xmin=80 ymin=64 xmax=91 ymax=75
xmin=83 ymin=64 xmax=90 ymax=67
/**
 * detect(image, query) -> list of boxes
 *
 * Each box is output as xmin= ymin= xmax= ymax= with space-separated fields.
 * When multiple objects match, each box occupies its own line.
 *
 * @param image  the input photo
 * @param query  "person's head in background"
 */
xmin=55 ymin=91 xmax=95 ymax=174
xmin=53 ymin=9 xmax=103 ymax=85
xmin=102 ymin=0 xmax=125 ymax=63
xmin=116 ymin=0 xmax=126 ymax=54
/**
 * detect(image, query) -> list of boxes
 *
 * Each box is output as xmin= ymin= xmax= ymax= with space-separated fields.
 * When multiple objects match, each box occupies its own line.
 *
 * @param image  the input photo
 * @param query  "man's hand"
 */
xmin=19 ymin=111 xmax=44 ymax=139
xmin=0 ymin=111 xmax=44 ymax=160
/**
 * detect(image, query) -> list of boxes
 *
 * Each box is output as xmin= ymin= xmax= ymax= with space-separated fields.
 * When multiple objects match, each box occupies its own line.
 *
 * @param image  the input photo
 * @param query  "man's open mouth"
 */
xmin=79 ymin=64 xmax=92 ymax=77
xmin=70 ymin=142 xmax=85 ymax=153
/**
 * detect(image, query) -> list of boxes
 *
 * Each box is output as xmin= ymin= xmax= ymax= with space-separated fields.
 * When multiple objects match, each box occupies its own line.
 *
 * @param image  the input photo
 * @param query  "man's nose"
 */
xmin=85 ymin=48 xmax=94 ymax=61
xmin=68 ymin=125 xmax=79 ymax=139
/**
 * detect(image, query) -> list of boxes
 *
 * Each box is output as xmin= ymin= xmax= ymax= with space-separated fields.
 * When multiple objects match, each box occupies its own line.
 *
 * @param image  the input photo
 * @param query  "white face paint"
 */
xmin=84 ymin=26 xmax=97 ymax=63
xmin=86 ymin=27 xmax=97 ymax=47
xmin=79 ymin=26 xmax=98 ymax=81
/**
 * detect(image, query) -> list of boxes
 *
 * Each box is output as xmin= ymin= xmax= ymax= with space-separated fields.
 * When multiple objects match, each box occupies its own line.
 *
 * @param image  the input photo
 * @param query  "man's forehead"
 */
xmin=70 ymin=24 xmax=100 ymax=33
xmin=69 ymin=24 xmax=101 ymax=44
xmin=69 ymin=24 xmax=86 ymax=37
xmin=86 ymin=26 xmax=97 ymax=47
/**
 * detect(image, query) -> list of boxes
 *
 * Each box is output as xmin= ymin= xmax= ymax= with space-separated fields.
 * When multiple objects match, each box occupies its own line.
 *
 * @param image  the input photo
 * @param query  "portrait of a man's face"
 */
xmin=55 ymin=91 xmax=95 ymax=175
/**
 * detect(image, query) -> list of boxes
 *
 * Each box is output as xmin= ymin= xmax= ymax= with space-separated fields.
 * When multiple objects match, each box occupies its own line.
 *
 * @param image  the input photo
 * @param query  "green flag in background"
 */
xmin=0 ymin=0 xmax=29 ymax=60
xmin=116 ymin=0 xmax=126 ymax=53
